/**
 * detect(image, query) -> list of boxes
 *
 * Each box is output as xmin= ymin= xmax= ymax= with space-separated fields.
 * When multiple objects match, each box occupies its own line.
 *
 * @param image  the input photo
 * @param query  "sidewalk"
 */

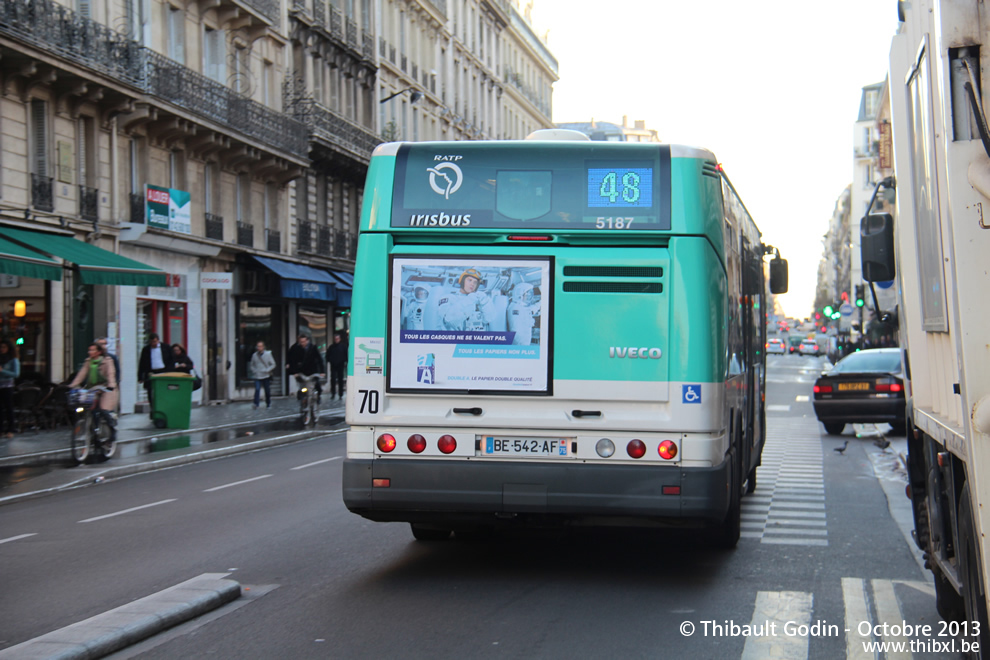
xmin=0 ymin=395 xmax=346 ymax=505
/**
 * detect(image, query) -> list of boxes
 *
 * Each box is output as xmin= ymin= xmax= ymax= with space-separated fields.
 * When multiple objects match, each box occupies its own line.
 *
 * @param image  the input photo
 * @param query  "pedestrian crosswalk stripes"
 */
xmin=741 ymin=417 xmax=828 ymax=545
xmin=730 ymin=579 xmax=933 ymax=659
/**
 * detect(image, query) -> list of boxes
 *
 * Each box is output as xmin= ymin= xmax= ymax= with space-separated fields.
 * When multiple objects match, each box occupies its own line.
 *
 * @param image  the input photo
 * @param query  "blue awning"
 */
xmin=252 ymin=256 xmax=336 ymax=302
xmin=327 ymin=270 xmax=353 ymax=307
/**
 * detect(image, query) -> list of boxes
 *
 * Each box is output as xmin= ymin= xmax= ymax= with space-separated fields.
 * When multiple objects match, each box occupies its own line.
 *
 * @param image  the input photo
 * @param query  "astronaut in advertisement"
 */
xmin=507 ymin=282 xmax=540 ymax=345
xmin=438 ymin=268 xmax=502 ymax=332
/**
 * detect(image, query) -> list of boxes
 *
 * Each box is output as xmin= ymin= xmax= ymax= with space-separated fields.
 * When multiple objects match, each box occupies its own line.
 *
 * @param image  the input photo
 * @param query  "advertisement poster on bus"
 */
xmin=389 ymin=256 xmax=551 ymax=393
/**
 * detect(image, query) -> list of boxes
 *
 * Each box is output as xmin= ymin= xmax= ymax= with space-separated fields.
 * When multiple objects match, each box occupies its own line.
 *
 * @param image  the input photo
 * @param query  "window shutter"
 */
xmin=31 ymin=100 xmax=48 ymax=177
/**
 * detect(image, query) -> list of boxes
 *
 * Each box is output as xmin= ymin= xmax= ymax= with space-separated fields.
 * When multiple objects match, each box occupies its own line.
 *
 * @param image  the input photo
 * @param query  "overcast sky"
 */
xmin=531 ymin=0 xmax=899 ymax=318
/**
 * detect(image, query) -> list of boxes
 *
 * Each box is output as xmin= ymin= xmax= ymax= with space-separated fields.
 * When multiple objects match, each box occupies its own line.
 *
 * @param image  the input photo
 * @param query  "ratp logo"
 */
xmin=416 ymin=354 xmax=436 ymax=384
xmin=427 ymin=162 xmax=463 ymax=199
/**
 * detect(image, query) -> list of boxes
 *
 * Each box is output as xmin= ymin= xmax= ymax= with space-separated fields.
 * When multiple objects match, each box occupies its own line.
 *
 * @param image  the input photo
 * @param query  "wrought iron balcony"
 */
xmin=0 ymin=0 xmax=144 ymax=87
xmin=425 ymin=0 xmax=447 ymax=16
xmin=266 ymin=228 xmax=281 ymax=252
xmin=313 ymin=0 xmax=325 ymax=27
xmin=316 ymin=225 xmax=332 ymax=257
xmin=205 ymin=212 xmax=224 ymax=240
xmin=346 ymin=18 xmax=357 ymax=48
xmin=79 ymin=185 xmax=98 ymax=221
xmin=363 ymin=31 xmax=374 ymax=60
xmin=241 ymin=0 xmax=279 ymax=26
xmin=333 ymin=230 xmax=349 ymax=259
xmin=142 ymin=49 xmax=308 ymax=159
xmin=237 ymin=221 xmax=255 ymax=247
xmin=293 ymin=99 xmax=382 ymax=162
xmin=329 ymin=6 xmax=343 ymax=41
xmin=129 ymin=192 xmax=145 ymax=224
xmin=31 ymin=174 xmax=53 ymax=212
xmin=297 ymin=219 xmax=313 ymax=253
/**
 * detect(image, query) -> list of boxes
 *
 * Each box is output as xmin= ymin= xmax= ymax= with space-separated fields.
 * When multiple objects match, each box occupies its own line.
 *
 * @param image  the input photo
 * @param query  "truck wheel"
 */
xmin=958 ymin=486 xmax=989 ymax=656
xmin=823 ymin=422 xmax=845 ymax=436
xmin=410 ymin=523 xmax=451 ymax=542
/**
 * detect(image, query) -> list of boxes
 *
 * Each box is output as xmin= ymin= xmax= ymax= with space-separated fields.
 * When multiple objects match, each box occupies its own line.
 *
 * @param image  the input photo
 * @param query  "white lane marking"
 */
xmin=79 ymin=499 xmax=177 ymax=523
xmin=842 ymin=578 xmax=874 ymax=660
xmin=761 ymin=538 xmax=829 ymax=546
xmin=290 ymin=456 xmax=342 ymax=471
xmin=872 ymin=579 xmax=912 ymax=660
xmin=0 ymin=533 xmax=37 ymax=544
xmin=767 ymin=404 xmax=791 ymax=412
xmin=795 ymin=395 xmax=810 ymax=402
xmin=203 ymin=475 xmax=273 ymax=492
xmin=741 ymin=590 xmax=813 ymax=660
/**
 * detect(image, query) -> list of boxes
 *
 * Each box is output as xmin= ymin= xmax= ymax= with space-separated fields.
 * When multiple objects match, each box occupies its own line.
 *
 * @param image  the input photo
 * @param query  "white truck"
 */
xmin=866 ymin=0 xmax=990 ymax=651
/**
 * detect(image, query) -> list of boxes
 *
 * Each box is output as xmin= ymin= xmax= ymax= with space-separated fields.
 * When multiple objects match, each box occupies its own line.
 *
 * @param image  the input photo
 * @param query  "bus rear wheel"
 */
xmin=410 ymin=523 xmax=452 ymax=542
xmin=712 ymin=452 xmax=741 ymax=549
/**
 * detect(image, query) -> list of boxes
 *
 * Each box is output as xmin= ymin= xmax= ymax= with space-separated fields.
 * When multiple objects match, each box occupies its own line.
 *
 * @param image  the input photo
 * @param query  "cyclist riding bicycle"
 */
xmin=68 ymin=342 xmax=118 ymax=436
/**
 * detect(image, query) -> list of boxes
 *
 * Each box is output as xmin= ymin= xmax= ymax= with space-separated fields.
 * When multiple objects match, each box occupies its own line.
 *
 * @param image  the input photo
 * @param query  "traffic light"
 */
xmin=823 ymin=305 xmax=834 ymax=317
xmin=855 ymin=284 xmax=865 ymax=308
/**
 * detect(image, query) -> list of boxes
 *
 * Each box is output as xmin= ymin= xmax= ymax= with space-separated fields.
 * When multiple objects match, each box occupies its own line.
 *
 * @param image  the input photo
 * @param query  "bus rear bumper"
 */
xmin=343 ymin=457 xmax=731 ymax=528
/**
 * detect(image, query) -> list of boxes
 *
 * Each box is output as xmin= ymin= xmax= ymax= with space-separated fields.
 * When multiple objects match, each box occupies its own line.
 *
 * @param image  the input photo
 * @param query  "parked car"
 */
xmin=812 ymin=348 xmax=906 ymax=436
xmin=767 ymin=338 xmax=785 ymax=355
xmin=799 ymin=340 xmax=820 ymax=356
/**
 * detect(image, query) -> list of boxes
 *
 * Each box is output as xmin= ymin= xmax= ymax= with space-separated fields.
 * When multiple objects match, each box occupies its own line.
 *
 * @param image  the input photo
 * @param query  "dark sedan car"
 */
xmin=812 ymin=348 xmax=906 ymax=436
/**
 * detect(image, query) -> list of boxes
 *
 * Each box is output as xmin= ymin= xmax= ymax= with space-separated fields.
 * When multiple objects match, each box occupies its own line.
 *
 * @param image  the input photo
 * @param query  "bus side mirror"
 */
xmin=769 ymin=256 xmax=788 ymax=294
xmin=860 ymin=213 xmax=896 ymax=281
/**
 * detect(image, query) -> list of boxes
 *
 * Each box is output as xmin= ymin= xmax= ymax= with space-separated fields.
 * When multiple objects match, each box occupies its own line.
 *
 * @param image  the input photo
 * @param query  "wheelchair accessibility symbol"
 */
xmin=682 ymin=384 xmax=702 ymax=404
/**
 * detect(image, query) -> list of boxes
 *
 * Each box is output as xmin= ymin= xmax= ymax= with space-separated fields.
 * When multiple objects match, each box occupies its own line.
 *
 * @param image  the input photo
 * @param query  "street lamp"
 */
xmin=380 ymin=87 xmax=423 ymax=104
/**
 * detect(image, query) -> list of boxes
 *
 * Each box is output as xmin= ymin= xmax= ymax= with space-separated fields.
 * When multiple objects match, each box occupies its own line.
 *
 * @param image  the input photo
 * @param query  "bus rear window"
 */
xmin=391 ymin=143 xmax=671 ymax=230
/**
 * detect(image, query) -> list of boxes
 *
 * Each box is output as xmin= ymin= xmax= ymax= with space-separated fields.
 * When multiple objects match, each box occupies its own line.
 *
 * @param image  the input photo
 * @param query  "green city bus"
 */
xmin=342 ymin=130 xmax=787 ymax=545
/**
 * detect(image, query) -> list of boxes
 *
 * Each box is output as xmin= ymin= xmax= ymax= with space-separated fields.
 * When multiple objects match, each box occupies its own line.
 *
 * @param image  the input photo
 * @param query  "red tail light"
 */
xmin=658 ymin=440 xmax=677 ymax=460
xmin=407 ymin=434 xmax=427 ymax=453
xmin=876 ymin=381 xmax=904 ymax=393
xmin=438 ymin=434 xmax=457 ymax=454
xmin=376 ymin=434 xmax=397 ymax=453
xmin=627 ymin=439 xmax=646 ymax=459
xmin=814 ymin=384 xmax=833 ymax=394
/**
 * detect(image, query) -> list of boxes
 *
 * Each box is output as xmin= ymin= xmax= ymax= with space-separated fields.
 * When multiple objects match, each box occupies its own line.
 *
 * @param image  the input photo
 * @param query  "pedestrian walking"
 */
xmin=138 ymin=334 xmax=168 ymax=417
xmin=0 ymin=340 xmax=20 ymax=438
xmin=326 ymin=333 xmax=347 ymax=400
xmin=249 ymin=341 xmax=277 ymax=409
xmin=170 ymin=343 xmax=194 ymax=373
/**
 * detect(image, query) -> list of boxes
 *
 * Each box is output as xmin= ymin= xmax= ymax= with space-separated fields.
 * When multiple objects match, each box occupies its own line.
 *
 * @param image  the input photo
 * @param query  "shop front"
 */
xmin=234 ymin=256 xmax=340 ymax=399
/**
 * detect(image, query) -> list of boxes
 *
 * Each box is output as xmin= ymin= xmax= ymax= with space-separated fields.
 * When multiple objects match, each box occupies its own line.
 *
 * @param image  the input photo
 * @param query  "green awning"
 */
xmin=0 ymin=235 xmax=63 ymax=281
xmin=0 ymin=226 xmax=167 ymax=287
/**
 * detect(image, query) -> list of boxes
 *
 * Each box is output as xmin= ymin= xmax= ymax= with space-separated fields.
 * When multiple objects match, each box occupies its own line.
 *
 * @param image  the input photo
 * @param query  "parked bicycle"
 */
xmin=69 ymin=386 xmax=116 ymax=465
xmin=295 ymin=374 xmax=324 ymax=427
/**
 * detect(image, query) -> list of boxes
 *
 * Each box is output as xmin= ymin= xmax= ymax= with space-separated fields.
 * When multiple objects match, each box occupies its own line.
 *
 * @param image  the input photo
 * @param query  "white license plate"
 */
xmin=483 ymin=436 xmax=569 ymax=457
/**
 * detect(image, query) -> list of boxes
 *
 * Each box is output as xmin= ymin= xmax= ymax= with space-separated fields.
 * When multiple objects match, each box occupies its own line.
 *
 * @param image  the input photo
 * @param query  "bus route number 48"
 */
xmin=358 ymin=389 xmax=380 ymax=414
xmin=596 ymin=217 xmax=634 ymax=229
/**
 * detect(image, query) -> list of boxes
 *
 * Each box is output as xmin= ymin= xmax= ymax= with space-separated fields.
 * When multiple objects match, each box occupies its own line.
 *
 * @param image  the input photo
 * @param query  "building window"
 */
xmin=262 ymin=61 xmax=274 ymax=108
xmin=236 ymin=174 xmax=249 ymax=222
xmin=204 ymin=27 xmax=225 ymax=84
xmin=264 ymin=183 xmax=278 ymax=231
xmin=169 ymin=150 xmax=185 ymax=190
xmin=205 ymin=162 xmax=219 ymax=214
xmin=30 ymin=99 xmax=49 ymax=178
xmin=296 ymin=175 xmax=308 ymax=222
xmin=167 ymin=6 xmax=185 ymax=64
xmin=77 ymin=117 xmax=94 ymax=187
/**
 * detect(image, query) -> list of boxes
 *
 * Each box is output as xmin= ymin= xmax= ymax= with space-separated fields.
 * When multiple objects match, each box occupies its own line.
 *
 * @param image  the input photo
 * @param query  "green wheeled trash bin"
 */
xmin=150 ymin=372 xmax=194 ymax=429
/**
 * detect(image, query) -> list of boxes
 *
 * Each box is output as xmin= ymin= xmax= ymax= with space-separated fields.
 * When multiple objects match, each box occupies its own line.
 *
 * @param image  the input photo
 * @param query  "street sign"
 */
xmin=840 ymin=303 xmax=854 ymax=316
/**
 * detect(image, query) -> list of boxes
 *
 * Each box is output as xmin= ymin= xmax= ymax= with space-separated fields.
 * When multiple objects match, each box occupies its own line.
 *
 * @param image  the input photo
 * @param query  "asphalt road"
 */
xmin=0 ymin=355 xmax=958 ymax=659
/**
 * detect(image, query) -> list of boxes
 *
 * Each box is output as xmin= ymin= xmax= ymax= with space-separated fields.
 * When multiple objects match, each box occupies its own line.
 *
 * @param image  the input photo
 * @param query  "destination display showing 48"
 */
xmin=393 ymin=143 xmax=672 ymax=230
xmin=587 ymin=167 xmax=653 ymax=208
